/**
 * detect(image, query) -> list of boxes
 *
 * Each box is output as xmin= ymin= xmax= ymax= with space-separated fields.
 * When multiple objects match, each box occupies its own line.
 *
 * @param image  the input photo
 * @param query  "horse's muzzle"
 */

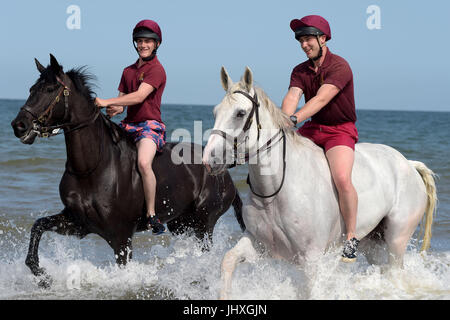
xmin=11 ymin=115 xmax=37 ymax=144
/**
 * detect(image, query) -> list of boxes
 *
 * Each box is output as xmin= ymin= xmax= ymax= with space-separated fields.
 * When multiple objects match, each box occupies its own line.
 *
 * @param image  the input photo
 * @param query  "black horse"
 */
xmin=11 ymin=54 xmax=244 ymax=286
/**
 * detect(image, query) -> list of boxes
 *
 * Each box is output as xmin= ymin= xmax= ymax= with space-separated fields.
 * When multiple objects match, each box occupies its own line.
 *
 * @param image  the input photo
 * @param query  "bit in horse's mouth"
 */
xmin=20 ymin=129 xmax=37 ymax=144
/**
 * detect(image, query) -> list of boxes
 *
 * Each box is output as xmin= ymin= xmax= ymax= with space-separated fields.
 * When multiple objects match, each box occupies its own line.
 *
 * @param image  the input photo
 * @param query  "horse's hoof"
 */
xmin=29 ymin=265 xmax=47 ymax=277
xmin=38 ymin=274 xmax=53 ymax=289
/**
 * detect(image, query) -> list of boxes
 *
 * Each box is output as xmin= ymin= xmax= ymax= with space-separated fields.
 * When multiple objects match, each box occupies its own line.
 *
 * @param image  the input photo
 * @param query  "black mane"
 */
xmin=35 ymin=64 xmax=97 ymax=102
xmin=66 ymin=67 xmax=97 ymax=101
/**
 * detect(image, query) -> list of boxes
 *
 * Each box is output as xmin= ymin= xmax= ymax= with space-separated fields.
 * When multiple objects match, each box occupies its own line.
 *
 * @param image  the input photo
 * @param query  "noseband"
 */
xmin=210 ymin=90 xmax=287 ymax=198
xmin=20 ymin=76 xmax=100 ymax=138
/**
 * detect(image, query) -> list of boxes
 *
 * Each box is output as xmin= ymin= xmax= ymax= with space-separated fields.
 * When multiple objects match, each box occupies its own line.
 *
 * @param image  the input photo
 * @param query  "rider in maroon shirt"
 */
xmin=95 ymin=19 xmax=166 ymax=235
xmin=282 ymin=15 xmax=360 ymax=262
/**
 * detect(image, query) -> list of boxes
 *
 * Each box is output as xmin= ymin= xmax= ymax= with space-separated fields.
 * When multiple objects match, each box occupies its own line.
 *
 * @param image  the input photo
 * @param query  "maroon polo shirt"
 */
xmin=118 ymin=56 xmax=166 ymax=124
xmin=289 ymin=49 xmax=356 ymax=125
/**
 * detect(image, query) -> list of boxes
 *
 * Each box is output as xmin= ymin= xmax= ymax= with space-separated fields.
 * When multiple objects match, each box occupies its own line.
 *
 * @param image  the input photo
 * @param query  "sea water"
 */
xmin=1 ymin=99 xmax=449 ymax=299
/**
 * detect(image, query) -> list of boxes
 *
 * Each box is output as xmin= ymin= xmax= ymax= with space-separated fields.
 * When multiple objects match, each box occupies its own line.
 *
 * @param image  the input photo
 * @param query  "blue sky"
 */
xmin=1 ymin=0 xmax=449 ymax=111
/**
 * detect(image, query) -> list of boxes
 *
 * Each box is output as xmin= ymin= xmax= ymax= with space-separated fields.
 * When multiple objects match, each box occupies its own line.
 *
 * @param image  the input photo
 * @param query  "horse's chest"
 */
xmin=243 ymin=200 xmax=292 ymax=254
xmin=244 ymin=205 xmax=274 ymax=241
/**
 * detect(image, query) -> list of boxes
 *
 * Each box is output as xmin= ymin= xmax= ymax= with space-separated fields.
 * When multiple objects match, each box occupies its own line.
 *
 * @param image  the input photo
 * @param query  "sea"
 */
xmin=0 ymin=99 xmax=449 ymax=300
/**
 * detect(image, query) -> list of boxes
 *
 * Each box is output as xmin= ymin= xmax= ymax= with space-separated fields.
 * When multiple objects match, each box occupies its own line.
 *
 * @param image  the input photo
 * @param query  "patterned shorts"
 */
xmin=120 ymin=120 xmax=166 ymax=152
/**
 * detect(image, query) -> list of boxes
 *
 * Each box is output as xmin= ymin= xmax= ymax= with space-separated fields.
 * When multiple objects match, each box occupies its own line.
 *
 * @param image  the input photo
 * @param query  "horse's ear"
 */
xmin=221 ymin=66 xmax=233 ymax=92
xmin=49 ymin=53 xmax=63 ymax=75
xmin=35 ymin=58 xmax=46 ymax=74
xmin=242 ymin=66 xmax=253 ymax=92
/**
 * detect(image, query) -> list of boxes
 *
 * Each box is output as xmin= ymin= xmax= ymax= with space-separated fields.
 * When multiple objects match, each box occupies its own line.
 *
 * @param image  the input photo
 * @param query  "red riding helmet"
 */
xmin=290 ymin=15 xmax=331 ymax=41
xmin=133 ymin=19 xmax=162 ymax=44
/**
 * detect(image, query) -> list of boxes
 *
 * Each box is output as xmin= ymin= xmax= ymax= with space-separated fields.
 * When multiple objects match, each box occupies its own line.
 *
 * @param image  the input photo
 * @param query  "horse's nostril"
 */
xmin=17 ymin=122 xmax=26 ymax=130
xmin=12 ymin=120 xmax=29 ymax=137
xmin=16 ymin=121 xmax=28 ymax=132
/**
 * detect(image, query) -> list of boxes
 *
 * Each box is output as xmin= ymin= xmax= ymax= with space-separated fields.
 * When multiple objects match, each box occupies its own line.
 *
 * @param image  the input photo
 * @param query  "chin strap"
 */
xmin=311 ymin=35 xmax=324 ymax=61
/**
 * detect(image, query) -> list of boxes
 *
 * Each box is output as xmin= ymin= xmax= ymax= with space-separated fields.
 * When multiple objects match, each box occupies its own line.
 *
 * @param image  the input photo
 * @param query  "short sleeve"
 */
xmin=143 ymin=65 xmax=166 ymax=90
xmin=117 ymin=70 xmax=128 ymax=93
xmin=323 ymin=60 xmax=352 ymax=91
xmin=289 ymin=67 xmax=305 ymax=91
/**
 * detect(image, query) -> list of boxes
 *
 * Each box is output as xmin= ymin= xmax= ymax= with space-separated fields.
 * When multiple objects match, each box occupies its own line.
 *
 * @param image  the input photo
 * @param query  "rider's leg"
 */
xmin=325 ymin=145 xmax=358 ymax=241
xmin=136 ymin=138 xmax=165 ymax=234
xmin=137 ymin=138 xmax=158 ymax=218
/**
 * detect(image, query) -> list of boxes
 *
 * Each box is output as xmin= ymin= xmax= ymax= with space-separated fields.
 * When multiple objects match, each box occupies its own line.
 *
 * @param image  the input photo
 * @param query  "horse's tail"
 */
xmin=409 ymin=160 xmax=438 ymax=251
xmin=232 ymin=190 xmax=246 ymax=232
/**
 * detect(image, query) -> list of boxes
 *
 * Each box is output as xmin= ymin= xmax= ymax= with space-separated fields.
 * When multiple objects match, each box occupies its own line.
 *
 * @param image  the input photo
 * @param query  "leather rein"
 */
xmin=210 ymin=90 xmax=287 ymax=198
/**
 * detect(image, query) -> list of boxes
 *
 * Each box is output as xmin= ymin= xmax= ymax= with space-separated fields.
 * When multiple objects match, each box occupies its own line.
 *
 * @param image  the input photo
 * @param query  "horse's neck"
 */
xmin=247 ymin=108 xmax=317 ymax=197
xmin=64 ymin=98 xmax=105 ymax=175
xmin=247 ymin=111 xmax=286 ymax=193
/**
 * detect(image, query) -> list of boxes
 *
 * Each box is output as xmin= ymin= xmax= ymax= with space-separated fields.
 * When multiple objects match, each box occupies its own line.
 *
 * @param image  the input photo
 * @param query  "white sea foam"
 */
xmin=0 ymin=210 xmax=449 ymax=300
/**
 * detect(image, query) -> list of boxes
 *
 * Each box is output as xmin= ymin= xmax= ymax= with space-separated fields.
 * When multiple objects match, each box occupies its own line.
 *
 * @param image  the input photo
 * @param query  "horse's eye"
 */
xmin=237 ymin=110 xmax=246 ymax=118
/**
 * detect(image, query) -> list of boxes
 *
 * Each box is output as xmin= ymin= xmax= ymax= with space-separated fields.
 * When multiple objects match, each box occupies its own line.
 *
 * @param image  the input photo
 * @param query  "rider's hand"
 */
xmin=94 ymin=97 xmax=108 ymax=108
xmin=284 ymin=117 xmax=296 ymax=128
xmin=106 ymin=106 xmax=124 ymax=117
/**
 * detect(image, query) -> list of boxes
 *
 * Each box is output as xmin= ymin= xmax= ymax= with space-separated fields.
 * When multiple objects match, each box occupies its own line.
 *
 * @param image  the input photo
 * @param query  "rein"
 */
xmin=211 ymin=90 xmax=287 ymax=198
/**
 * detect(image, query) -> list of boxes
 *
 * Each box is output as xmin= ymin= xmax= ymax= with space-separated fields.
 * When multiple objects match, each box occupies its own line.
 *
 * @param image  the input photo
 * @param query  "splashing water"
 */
xmin=0 ymin=209 xmax=449 ymax=300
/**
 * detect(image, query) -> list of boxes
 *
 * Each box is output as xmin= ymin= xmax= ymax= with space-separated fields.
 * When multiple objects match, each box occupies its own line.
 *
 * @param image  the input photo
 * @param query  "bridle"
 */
xmin=210 ymin=90 xmax=287 ymax=198
xmin=20 ymin=75 xmax=104 ymax=177
xmin=20 ymin=76 xmax=100 ymax=138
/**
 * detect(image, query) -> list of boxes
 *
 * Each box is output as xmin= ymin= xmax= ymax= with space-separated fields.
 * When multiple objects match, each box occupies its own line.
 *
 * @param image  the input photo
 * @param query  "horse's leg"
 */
xmin=384 ymin=208 xmax=424 ymax=267
xmin=360 ymin=219 xmax=387 ymax=265
xmin=192 ymin=206 xmax=216 ymax=248
xmin=111 ymin=236 xmax=133 ymax=266
xmin=25 ymin=208 xmax=87 ymax=286
xmin=220 ymin=233 xmax=258 ymax=300
xmin=166 ymin=212 xmax=190 ymax=235
xmin=191 ymin=174 xmax=237 ymax=248
xmin=167 ymin=211 xmax=214 ymax=248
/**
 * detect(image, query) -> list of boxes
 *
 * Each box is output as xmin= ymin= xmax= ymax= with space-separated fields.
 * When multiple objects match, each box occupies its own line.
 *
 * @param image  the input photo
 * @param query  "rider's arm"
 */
xmin=96 ymin=82 xmax=154 ymax=108
xmin=293 ymin=84 xmax=340 ymax=123
xmin=281 ymin=86 xmax=303 ymax=116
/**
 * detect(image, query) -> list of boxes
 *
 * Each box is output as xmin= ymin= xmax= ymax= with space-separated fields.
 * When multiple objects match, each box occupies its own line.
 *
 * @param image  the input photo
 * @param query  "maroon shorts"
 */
xmin=297 ymin=121 xmax=358 ymax=152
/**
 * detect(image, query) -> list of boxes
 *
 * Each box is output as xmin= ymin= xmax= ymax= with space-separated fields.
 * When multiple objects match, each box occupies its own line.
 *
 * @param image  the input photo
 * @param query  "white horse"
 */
xmin=203 ymin=67 xmax=437 ymax=300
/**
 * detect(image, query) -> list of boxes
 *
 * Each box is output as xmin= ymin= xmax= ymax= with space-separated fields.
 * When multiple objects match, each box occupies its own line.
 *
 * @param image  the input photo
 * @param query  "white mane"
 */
xmin=223 ymin=77 xmax=309 ymax=148
xmin=253 ymin=86 xmax=309 ymax=147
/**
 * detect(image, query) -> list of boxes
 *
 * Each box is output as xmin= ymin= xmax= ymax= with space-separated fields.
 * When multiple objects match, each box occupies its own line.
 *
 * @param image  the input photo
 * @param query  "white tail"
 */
xmin=409 ymin=160 xmax=438 ymax=251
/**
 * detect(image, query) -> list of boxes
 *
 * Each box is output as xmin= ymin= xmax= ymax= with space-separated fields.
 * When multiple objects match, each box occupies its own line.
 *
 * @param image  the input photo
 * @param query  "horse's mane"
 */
xmin=66 ymin=66 xmax=97 ymax=101
xmin=65 ymin=67 xmax=135 ymax=145
xmin=36 ymin=65 xmax=97 ymax=102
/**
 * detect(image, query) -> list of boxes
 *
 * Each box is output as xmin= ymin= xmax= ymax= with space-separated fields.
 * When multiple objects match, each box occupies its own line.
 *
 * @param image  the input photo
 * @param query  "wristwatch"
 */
xmin=289 ymin=115 xmax=298 ymax=126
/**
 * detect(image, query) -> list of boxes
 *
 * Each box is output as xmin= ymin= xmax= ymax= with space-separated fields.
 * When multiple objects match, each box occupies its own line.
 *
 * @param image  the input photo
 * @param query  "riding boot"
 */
xmin=147 ymin=215 xmax=166 ymax=235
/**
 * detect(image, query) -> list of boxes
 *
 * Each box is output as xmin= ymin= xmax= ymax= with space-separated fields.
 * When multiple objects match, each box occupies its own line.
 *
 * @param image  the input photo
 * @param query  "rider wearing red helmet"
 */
xmin=132 ymin=19 xmax=162 ymax=61
xmin=95 ymin=19 xmax=166 ymax=235
xmin=281 ymin=15 xmax=360 ymax=262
